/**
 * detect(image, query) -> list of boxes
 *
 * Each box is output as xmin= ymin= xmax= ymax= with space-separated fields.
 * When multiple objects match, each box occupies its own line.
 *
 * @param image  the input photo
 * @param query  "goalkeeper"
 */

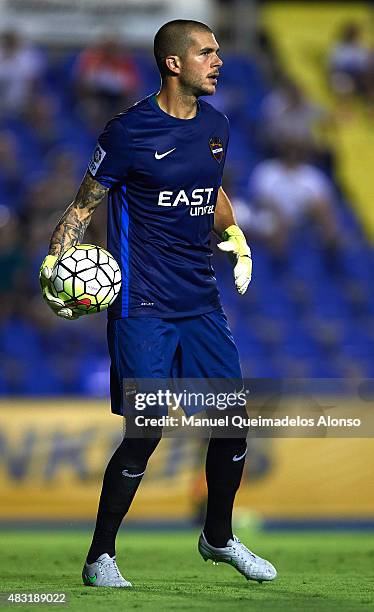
xmin=40 ymin=19 xmax=277 ymax=588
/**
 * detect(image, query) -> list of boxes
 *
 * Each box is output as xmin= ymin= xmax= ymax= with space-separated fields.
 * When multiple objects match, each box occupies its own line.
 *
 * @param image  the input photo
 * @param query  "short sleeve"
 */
xmin=87 ymin=118 xmax=134 ymax=188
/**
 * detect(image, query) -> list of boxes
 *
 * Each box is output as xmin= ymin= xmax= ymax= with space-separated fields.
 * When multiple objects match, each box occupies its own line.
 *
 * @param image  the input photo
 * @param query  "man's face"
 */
xmin=178 ymin=31 xmax=223 ymax=96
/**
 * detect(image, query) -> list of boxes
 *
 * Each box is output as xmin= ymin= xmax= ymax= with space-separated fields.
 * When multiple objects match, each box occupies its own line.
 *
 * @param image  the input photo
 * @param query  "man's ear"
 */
xmin=165 ymin=55 xmax=181 ymax=75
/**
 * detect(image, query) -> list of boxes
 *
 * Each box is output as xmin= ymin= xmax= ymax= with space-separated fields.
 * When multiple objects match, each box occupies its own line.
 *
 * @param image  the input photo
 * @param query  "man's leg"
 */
xmin=83 ymin=317 xmax=179 ymax=586
xmin=199 ymin=411 xmax=276 ymax=582
xmin=203 ymin=418 xmax=248 ymax=547
xmin=177 ymin=310 xmax=277 ymax=581
xmin=87 ymin=420 xmax=162 ymax=563
xmin=177 ymin=309 xmax=248 ymax=547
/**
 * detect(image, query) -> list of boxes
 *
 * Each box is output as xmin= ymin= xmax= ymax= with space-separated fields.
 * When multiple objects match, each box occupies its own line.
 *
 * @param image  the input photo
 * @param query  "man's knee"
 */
xmin=111 ymin=422 xmax=162 ymax=468
xmin=207 ymin=405 xmax=249 ymax=440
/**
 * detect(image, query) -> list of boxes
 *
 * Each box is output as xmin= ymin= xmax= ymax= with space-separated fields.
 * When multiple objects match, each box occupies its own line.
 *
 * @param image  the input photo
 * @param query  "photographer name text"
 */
xmin=134 ymin=415 xmax=362 ymax=429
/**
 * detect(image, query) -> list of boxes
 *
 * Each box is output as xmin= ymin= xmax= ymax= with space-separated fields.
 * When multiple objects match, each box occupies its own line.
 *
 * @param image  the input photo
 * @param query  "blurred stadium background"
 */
xmin=0 ymin=0 xmax=373 ymax=529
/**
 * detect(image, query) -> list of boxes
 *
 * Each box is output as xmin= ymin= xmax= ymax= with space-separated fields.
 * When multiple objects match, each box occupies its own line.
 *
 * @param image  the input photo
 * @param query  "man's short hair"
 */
xmin=154 ymin=19 xmax=212 ymax=77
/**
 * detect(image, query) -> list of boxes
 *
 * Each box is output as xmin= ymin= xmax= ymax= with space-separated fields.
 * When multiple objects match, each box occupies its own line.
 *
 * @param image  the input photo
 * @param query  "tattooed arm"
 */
xmin=49 ymin=172 xmax=108 ymax=258
xmin=39 ymin=172 xmax=108 ymax=319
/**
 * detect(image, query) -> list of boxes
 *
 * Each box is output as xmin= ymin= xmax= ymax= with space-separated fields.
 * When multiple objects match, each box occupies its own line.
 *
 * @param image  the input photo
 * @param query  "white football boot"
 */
xmin=82 ymin=553 xmax=132 ymax=588
xmin=198 ymin=533 xmax=277 ymax=583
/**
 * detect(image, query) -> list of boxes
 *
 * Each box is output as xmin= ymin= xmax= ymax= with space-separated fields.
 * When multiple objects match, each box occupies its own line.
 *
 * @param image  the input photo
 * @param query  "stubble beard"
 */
xmin=178 ymin=73 xmax=215 ymax=99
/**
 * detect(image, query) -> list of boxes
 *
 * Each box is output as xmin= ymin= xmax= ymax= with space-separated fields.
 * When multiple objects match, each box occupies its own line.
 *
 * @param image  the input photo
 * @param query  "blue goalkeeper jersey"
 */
xmin=88 ymin=93 xmax=229 ymax=319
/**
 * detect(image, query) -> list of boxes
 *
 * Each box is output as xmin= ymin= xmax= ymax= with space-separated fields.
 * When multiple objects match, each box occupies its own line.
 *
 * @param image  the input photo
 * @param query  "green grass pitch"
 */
xmin=0 ymin=530 xmax=373 ymax=611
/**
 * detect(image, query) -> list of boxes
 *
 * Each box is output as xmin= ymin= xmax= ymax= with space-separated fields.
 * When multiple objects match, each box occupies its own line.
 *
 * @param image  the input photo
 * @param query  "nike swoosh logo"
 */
xmin=154 ymin=147 xmax=176 ymax=160
xmin=85 ymin=573 xmax=97 ymax=584
xmin=232 ymin=449 xmax=247 ymax=462
xmin=122 ymin=469 xmax=146 ymax=478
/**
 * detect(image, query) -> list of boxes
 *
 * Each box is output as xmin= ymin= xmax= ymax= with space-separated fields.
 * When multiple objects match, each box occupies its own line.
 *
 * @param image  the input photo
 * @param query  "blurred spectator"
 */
xmin=252 ymin=26 xmax=284 ymax=84
xmin=24 ymin=149 xmax=80 ymax=220
xmin=0 ymin=208 xmax=25 ymax=292
xmin=247 ymin=140 xmax=339 ymax=258
xmin=260 ymin=78 xmax=325 ymax=146
xmin=329 ymin=22 xmax=369 ymax=97
xmin=44 ymin=148 xmax=82 ymax=209
xmin=21 ymin=94 xmax=62 ymax=154
xmin=0 ymin=29 xmax=45 ymax=116
xmin=0 ymin=130 xmax=22 ymax=205
xmin=259 ymin=78 xmax=334 ymax=173
xmin=73 ymin=35 xmax=140 ymax=118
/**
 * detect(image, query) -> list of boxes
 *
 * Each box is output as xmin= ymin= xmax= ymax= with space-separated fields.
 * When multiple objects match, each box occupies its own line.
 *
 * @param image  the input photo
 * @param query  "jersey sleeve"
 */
xmin=87 ymin=118 xmax=134 ymax=188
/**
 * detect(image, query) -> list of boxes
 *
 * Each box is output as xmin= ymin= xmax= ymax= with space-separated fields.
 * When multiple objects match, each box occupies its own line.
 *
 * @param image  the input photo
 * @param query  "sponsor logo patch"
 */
xmin=209 ymin=137 xmax=224 ymax=163
xmin=88 ymin=143 xmax=106 ymax=176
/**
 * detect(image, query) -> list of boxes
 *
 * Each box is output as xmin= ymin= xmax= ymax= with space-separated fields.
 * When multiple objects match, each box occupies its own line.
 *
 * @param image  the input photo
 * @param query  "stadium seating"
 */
xmin=0 ymin=47 xmax=373 ymax=394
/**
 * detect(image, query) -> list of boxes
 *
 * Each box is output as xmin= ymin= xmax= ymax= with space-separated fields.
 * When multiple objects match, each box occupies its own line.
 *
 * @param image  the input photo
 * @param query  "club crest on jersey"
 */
xmin=209 ymin=137 xmax=224 ymax=163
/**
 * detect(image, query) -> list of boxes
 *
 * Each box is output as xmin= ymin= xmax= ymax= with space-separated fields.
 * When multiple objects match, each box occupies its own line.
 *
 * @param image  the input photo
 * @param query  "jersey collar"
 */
xmin=148 ymin=93 xmax=202 ymax=124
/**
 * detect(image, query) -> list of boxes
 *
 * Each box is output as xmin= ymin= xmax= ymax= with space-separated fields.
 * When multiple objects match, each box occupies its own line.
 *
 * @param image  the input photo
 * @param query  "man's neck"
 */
xmin=156 ymin=86 xmax=198 ymax=120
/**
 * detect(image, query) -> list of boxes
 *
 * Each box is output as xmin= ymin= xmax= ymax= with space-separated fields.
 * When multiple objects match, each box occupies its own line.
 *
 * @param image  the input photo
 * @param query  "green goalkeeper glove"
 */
xmin=217 ymin=225 xmax=252 ymax=295
xmin=39 ymin=254 xmax=80 ymax=320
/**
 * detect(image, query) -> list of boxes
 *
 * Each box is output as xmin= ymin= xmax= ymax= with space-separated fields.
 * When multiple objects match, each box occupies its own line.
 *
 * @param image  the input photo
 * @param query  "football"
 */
xmin=50 ymin=244 xmax=121 ymax=315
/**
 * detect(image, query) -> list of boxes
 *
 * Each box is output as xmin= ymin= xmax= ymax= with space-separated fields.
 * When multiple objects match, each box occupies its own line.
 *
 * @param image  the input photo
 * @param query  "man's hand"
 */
xmin=217 ymin=225 xmax=252 ymax=295
xmin=39 ymin=254 xmax=80 ymax=320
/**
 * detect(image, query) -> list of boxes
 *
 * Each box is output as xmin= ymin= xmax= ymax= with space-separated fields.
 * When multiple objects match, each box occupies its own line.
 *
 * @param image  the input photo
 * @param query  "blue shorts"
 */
xmin=107 ymin=308 xmax=242 ymax=416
